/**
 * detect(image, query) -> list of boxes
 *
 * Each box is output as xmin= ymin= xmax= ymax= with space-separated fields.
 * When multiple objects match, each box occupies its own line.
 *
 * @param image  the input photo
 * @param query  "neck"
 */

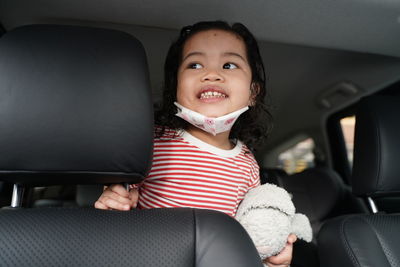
xmin=186 ymin=126 xmax=233 ymax=150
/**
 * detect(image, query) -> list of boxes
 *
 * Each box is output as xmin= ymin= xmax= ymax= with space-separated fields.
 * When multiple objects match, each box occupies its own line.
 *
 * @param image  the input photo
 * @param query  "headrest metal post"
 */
xmin=11 ymin=184 xmax=25 ymax=208
xmin=367 ymin=197 xmax=378 ymax=214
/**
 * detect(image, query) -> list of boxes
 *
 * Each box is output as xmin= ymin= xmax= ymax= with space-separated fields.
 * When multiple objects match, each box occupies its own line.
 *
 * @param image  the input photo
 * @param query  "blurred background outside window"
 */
xmin=340 ymin=116 xmax=355 ymax=167
xmin=278 ymin=138 xmax=315 ymax=174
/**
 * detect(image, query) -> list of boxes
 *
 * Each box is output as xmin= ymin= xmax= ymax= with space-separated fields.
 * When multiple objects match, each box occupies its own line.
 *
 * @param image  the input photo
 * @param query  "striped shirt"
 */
xmin=138 ymin=128 xmax=260 ymax=217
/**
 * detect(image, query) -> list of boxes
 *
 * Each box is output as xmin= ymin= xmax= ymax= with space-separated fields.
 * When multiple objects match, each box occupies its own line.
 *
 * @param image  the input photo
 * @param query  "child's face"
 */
xmin=176 ymin=29 xmax=253 ymax=118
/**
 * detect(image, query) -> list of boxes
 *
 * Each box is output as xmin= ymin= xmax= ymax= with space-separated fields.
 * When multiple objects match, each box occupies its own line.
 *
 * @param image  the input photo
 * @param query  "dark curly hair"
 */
xmin=155 ymin=20 xmax=272 ymax=150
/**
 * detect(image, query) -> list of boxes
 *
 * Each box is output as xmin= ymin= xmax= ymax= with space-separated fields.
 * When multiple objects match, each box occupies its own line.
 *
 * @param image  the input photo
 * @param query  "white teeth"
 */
xmin=200 ymin=91 xmax=227 ymax=99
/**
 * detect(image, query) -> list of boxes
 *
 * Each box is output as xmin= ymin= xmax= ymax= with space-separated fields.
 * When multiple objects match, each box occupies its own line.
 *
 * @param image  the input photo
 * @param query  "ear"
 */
xmin=291 ymin=213 xmax=313 ymax=242
xmin=249 ymin=82 xmax=260 ymax=106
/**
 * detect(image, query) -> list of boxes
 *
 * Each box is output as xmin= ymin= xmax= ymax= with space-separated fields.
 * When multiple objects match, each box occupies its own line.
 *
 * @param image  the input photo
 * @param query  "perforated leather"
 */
xmin=318 ymin=214 xmax=400 ymax=267
xmin=0 ymin=208 xmax=262 ymax=267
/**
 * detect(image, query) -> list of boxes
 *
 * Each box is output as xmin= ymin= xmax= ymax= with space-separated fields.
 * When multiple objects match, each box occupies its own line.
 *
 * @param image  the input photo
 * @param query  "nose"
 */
xmin=201 ymin=69 xmax=224 ymax=82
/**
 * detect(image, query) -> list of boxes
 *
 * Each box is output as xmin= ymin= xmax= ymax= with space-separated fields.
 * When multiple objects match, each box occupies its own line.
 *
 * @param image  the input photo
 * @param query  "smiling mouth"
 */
xmin=198 ymin=89 xmax=228 ymax=100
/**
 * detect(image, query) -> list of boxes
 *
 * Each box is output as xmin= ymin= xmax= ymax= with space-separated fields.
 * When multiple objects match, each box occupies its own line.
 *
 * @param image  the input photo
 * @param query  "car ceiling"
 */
xmin=1 ymin=0 xmax=400 ymax=163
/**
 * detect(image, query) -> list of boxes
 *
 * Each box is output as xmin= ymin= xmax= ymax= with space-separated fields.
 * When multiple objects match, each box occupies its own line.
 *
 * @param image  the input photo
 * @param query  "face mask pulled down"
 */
xmin=174 ymin=102 xmax=249 ymax=136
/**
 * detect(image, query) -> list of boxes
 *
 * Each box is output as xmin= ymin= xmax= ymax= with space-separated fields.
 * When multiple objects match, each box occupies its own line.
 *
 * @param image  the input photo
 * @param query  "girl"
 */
xmin=95 ymin=21 xmax=296 ymax=267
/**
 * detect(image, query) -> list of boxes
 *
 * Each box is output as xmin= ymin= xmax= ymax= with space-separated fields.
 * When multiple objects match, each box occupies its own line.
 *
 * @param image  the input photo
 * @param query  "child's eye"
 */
xmin=188 ymin=63 xmax=203 ymax=69
xmin=223 ymin=63 xmax=238 ymax=69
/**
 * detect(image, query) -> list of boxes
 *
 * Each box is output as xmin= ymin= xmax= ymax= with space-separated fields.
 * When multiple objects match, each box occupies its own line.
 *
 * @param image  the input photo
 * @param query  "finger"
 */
xmin=129 ymin=189 xmax=139 ymax=208
xmin=96 ymin=187 xmax=133 ymax=210
xmin=288 ymin=234 xmax=297 ymax=244
xmin=266 ymin=243 xmax=293 ymax=265
xmin=94 ymin=200 xmax=109 ymax=210
xmin=101 ymin=196 xmax=131 ymax=211
xmin=108 ymin=184 xmax=130 ymax=198
xmin=103 ymin=190 xmax=133 ymax=206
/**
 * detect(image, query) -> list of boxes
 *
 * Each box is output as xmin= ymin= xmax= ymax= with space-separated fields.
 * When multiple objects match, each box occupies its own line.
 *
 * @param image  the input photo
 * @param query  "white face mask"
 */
xmin=174 ymin=102 xmax=249 ymax=136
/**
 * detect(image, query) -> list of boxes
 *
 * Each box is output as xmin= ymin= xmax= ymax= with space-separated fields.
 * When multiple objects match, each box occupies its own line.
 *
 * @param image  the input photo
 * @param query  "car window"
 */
xmin=277 ymin=138 xmax=315 ymax=174
xmin=339 ymin=116 xmax=355 ymax=168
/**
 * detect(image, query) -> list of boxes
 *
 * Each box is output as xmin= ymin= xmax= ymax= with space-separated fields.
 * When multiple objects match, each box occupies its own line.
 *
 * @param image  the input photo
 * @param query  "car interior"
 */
xmin=0 ymin=0 xmax=400 ymax=266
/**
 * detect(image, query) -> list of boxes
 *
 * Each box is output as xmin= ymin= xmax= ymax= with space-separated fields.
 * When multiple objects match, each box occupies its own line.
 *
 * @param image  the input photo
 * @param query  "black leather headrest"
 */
xmin=352 ymin=96 xmax=400 ymax=197
xmin=0 ymin=25 xmax=153 ymax=185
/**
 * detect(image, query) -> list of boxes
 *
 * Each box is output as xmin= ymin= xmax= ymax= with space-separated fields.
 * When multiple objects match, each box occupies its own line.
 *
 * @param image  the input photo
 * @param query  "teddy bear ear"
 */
xmin=291 ymin=213 xmax=313 ymax=242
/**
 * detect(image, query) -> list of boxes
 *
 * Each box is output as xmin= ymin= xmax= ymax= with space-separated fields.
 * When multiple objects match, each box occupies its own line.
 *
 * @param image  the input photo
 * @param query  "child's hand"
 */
xmin=94 ymin=184 xmax=138 ymax=211
xmin=263 ymin=234 xmax=297 ymax=267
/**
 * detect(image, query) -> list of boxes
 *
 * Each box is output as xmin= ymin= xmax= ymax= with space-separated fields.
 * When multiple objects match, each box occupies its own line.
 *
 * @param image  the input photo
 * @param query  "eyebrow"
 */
xmin=182 ymin=51 xmax=247 ymax=62
xmin=182 ymin=51 xmax=203 ymax=62
xmin=223 ymin=52 xmax=247 ymax=62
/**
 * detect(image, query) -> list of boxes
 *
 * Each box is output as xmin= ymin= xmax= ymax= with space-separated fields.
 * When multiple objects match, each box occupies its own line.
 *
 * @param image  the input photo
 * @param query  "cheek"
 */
xmin=176 ymin=73 xmax=196 ymax=102
xmin=240 ymin=85 xmax=253 ymax=104
xmin=176 ymin=83 xmax=192 ymax=105
xmin=176 ymin=86 xmax=184 ymax=104
xmin=236 ymin=89 xmax=252 ymax=107
xmin=176 ymin=92 xmax=183 ymax=105
xmin=176 ymin=72 xmax=185 ymax=103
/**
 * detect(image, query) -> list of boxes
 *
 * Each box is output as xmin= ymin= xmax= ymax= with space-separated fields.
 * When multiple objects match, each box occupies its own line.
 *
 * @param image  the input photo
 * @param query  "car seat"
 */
xmin=261 ymin=166 xmax=368 ymax=267
xmin=0 ymin=24 xmax=262 ymax=267
xmin=317 ymin=95 xmax=400 ymax=267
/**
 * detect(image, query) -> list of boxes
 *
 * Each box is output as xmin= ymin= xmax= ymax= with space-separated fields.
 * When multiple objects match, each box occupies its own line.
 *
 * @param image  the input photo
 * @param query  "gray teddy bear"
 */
xmin=236 ymin=183 xmax=312 ymax=263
